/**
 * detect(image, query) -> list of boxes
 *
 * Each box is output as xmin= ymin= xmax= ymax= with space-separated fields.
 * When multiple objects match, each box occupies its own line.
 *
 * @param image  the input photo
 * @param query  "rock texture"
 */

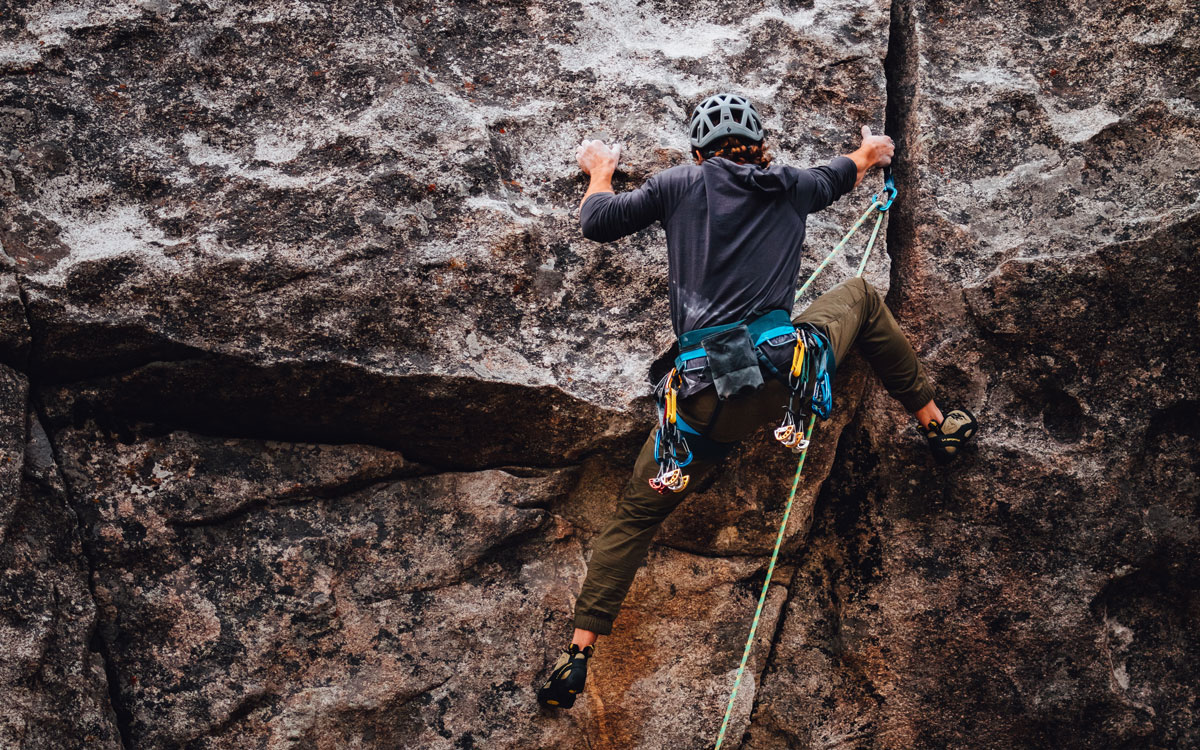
xmin=0 ymin=366 xmax=121 ymax=748
xmin=746 ymin=1 xmax=1200 ymax=748
xmin=1 ymin=0 xmax=1197 ymax=748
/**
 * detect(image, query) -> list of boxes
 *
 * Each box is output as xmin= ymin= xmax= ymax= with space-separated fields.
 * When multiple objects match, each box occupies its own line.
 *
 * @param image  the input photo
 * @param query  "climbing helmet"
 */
xmin=688 ymin=93 xmax=765 ymax=149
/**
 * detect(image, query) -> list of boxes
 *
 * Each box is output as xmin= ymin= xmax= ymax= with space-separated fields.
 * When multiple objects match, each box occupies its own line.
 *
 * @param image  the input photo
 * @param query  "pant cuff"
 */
xmin=572 ymin=612 xmax=614 ymax=636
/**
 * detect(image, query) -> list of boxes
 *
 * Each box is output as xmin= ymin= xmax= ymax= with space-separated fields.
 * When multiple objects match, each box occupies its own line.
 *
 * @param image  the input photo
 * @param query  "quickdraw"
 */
xmin=790 ymin=333 xmax=807 ymax=378
xmin=774 ymin=333 xmax=809 ymax=449
xmin=649 ymin=368 xmax=691 ymax=493
xmin=773 ymin=410 xmax=809 ymax=453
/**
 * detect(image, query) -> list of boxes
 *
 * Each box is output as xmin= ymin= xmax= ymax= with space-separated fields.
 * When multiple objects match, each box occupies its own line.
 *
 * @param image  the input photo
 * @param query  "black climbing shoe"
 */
xmin=924 ymin=408 xmax=978 ymax=465
xmin=537 ymin=644 xmax=593 ymax=709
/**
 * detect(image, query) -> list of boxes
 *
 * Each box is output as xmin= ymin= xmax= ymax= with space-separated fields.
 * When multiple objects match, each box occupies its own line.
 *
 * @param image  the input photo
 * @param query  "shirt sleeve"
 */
xmin=579 ymin=174 xmax=664 ymax=242
xmin=790 ymin=156 xmax=858 ymax=214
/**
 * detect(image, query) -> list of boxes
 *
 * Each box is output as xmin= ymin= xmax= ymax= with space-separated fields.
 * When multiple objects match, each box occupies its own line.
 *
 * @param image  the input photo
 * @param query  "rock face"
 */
xmin=1 ymin=0 xmax=1197 ymax=748
xmin=0 ymin=366 xmax=122 ymax=748
xmin=745 ymin=1 xmax=1200 ymax=748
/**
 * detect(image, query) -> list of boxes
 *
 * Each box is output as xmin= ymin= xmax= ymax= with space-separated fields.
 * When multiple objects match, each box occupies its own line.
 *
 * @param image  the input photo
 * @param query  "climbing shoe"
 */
xmin=924 ymin=408 xmax=978 ymax=465
xmin=537 ymin=644 xmax=593 ymax=709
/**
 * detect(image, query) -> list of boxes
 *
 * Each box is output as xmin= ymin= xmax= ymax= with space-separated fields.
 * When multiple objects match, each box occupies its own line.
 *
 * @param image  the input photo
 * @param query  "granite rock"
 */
xmin=1 ymin=0 xmax=1197 ymax=748
xmin=0 ymin=366 xmax=122 ymax=748
xmin=746 ymin=1 xmax=1200 ymax=748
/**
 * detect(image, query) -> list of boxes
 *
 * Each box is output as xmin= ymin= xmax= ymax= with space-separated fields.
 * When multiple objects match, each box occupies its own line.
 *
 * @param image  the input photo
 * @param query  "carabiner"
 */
xmin=873 ymin=167 xmax=897 ymax=212
xmin=790 ymin=337 xmax=806 ymax=379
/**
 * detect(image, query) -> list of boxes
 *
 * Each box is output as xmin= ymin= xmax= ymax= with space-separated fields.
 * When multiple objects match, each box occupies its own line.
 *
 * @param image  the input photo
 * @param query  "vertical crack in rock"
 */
xmin=14 ymin=277 xmax=135 ymax=750
xmin=6 ymin=274 xmax=33 ymax=375
xmin=739 ymin=568 xmax=798 ymax=750
xmin=33 ymin=391 xmax=136 ymax=750
xmin=882 ymin=0 xmax=918 ymax=309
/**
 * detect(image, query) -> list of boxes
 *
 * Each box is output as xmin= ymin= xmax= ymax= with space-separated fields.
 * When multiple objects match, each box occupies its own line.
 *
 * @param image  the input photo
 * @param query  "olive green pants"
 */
xmin=573 ymin=278 xmax=934 ymax=635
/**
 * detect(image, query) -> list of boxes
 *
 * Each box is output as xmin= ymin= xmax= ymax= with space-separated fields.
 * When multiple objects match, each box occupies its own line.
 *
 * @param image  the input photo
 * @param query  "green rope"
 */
xmin=793 ymin=200 xmax=881 ymax=301
xmin=711 ymin=413 xmax=815 ymax=750
xmin=712 ymin=196 xmax=889 ymax=750
xmin=857 ymin=210 xmax=885 ymax=278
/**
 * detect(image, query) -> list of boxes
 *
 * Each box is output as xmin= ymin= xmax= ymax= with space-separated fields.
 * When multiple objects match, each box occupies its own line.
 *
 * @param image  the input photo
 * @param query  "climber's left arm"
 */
xmin=577 ymin=139 xmax=620 ymax=210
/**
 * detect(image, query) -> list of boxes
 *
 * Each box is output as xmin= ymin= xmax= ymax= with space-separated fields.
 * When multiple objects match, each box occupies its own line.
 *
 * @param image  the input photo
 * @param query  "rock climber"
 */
xmin=538 ymin=93 xmax=977 ymax=709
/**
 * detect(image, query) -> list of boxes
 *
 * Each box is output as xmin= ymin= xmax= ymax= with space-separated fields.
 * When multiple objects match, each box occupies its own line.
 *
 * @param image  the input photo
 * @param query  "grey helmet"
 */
xmin=688 ymin=93 xmax=765 ymax=149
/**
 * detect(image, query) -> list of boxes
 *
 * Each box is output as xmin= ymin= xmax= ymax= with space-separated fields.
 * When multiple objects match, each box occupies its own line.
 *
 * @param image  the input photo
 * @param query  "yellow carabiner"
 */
xmin=790 ymin=338 xmax=807 ymax=378
xmin=665 ymin=368 xmax=679 ymax=424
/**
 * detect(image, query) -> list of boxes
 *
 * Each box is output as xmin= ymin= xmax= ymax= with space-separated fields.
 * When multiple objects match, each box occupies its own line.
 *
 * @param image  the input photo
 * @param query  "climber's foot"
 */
xmin=924 ymin=408 xmax=978 ymax=465
xmin=537 ymin=644 xmax=593 ymax=709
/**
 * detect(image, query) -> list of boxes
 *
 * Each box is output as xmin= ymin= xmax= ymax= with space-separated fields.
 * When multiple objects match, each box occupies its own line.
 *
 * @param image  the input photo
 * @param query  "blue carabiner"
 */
xmin=873 ymin=167 xmax=897 ymax=212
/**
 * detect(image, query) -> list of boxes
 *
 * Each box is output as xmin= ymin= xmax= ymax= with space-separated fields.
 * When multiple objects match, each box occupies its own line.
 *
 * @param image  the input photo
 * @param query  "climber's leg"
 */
xmin=572 ymin=431 xmax=721 ymax=636
xmin=570 ymin=381 xmax=785 ymax=639
xmin=795 ymin=278 xmax=977 ymax=462
xmin=795 ymin=277 xmax=933 ymax=412
xmin=545 ymin=426 xmax=718 ymax=708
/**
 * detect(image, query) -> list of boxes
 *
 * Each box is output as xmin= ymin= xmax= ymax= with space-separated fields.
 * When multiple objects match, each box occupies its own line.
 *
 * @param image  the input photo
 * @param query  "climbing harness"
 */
xmin=649 ymin=308 xmax=794 ymax=493
xmin=712 ymin=168 xmax=896 ymax=749
xmin=649 ymin=311 xmax=836 ymax=493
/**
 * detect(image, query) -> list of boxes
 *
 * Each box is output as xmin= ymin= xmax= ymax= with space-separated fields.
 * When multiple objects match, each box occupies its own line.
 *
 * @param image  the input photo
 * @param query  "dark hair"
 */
xmin=694 ymin=135 xmax=772 ymax=167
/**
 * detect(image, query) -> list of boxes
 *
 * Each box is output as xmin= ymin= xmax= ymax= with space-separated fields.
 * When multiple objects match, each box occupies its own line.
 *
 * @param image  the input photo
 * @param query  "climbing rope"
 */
xmin=712 ymin=168 xmax=896 ymax=750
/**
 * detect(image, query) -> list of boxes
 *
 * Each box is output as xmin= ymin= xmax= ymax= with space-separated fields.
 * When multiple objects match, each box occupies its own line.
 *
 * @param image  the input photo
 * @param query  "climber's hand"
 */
xmin=576 ymin=139 xmax=621 ymax=177
xmin=860 ymin=125 xmax=894 ymax=168
xmin=848 ymin=126 xmax=895 ymax=187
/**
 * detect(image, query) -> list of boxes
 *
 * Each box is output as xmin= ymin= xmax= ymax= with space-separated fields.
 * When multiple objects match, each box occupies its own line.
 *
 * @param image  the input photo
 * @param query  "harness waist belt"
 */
xmin=676 ymin=309 xmax=795 ymax=364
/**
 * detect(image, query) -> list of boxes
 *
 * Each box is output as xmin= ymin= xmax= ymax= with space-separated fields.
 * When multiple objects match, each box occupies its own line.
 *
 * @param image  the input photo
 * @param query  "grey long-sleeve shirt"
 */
xmin=580 ymin=155 xmax=858 ymax=337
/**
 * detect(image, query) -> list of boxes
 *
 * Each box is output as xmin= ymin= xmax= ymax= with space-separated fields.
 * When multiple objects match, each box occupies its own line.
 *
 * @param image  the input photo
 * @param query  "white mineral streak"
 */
xmin=951 ymin=65 xmax=1034 ymax=90
xmin=253 ymin=132 xmax=309 ymax=164
xmin=182 ymin=132 xmax=323 ymax=189
xmin=550 ymin=0 xmax=839 ymax=100
xmin=951 ymin=67 xmax=1121 ymax=144
xmin=30 ymin=203 xmax=184 ymax=276
xmin=0 ymin=41 xmax=41 ymax=67
xmin=1124 ymin=15 xmax=1181 ymax=45
xmin=462 ymin=196 xmax=544 ymax=225
xmin=1043 ymin=103 xmax=1121 ymax=144
xmin=24 ymin=1 xmax=148 ymax=44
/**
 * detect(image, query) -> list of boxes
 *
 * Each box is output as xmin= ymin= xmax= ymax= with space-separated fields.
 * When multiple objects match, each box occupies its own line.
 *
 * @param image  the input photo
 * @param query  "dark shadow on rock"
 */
xmin=1042 ymin=386 xmax=1085 ymax=443
xmin=37 ymin=353 xmax=633 ymax=471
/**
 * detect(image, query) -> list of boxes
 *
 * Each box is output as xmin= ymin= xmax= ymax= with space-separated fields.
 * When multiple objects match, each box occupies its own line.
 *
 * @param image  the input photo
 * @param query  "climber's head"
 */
xmin=688 ymin=93 xmax=771 ymax=167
